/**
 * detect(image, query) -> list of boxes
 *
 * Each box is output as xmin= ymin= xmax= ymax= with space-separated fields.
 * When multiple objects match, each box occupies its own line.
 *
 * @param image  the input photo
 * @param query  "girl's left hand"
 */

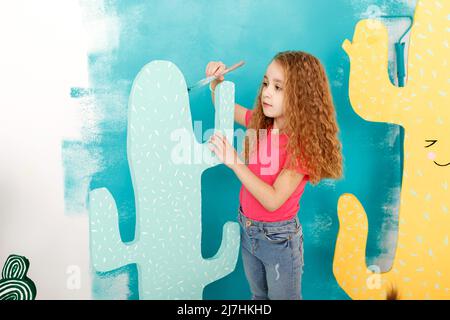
xmin=208 ymin=132 xmax=243 ymax=169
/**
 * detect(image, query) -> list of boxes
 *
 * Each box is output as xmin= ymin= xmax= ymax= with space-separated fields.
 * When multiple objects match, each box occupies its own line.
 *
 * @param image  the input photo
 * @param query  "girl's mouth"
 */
xmin=263 ymin=103 xmax=272 ymax=108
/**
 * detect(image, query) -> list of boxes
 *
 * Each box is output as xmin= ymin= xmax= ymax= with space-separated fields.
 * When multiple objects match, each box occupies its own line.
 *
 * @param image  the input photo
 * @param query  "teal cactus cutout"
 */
xmin=88 ymin=60 xmax=240 ymax=299
xmin=0 ymin=255 xmax=37 ymax=300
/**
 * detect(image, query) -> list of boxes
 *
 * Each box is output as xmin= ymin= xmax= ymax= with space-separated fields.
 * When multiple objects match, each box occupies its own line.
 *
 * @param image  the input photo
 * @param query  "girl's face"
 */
xmin=261 ymin=60 xmax=285 ymax=119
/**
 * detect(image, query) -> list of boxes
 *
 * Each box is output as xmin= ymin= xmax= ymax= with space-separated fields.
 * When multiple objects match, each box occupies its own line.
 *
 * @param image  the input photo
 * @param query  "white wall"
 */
xmin=0 ymin=0 xmax=91 ymax=299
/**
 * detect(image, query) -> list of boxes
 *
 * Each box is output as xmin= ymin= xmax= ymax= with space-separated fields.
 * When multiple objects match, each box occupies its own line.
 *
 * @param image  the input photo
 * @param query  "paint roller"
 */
xmin=379 ymin=15 xmax=414 ymax=87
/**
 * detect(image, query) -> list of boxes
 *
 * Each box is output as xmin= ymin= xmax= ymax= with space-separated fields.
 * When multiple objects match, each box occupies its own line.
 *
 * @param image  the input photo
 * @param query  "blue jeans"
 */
xmin=238 ymin=206 xmax=304 ymax=300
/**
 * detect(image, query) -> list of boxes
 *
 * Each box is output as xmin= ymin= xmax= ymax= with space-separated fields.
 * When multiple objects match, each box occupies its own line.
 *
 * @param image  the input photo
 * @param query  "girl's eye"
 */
xmin=263 ymin=82 xmax=268 ymax=87
xmin=425 ymin=140 xmax=437 ymax=148
xmin=275 ymin=86 xmax=282 ymax=91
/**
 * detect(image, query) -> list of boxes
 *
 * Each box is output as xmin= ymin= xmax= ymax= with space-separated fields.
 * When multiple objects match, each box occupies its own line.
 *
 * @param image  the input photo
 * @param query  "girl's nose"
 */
xmin=263 ymin=89 xmax=272 ymax=98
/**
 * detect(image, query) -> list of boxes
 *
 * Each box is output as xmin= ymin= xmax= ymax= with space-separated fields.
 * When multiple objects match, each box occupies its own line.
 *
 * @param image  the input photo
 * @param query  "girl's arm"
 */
xmin=233 ymin=103 xmax=248 ymax=127
xmin=232 ymin=164 xmax=304 ymax=212
xmin=208 ymin=132 xmax=304 ymax=212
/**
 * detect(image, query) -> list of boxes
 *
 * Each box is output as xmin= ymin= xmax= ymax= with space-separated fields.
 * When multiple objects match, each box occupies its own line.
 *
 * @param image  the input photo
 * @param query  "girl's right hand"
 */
xmin=205 ymin=61 xmax=226 ymax=91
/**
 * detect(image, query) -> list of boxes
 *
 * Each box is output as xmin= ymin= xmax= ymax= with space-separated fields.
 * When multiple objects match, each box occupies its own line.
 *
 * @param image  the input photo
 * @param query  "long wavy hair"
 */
xmin=243 ymin=51 xmax=343 ymax=185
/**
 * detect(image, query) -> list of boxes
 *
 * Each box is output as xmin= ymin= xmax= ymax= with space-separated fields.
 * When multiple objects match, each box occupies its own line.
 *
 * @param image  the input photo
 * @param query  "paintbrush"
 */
xmin=188 ymin=60 xmax=245 ymax=92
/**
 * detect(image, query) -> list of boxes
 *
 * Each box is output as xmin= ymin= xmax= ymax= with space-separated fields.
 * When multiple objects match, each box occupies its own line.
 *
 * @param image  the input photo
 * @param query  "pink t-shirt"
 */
xmin=239 ymin=109 xmax=309 ymax=222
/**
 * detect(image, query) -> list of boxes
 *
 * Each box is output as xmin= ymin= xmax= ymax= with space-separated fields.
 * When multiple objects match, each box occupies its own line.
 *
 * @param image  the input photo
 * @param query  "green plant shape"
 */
xmin=88 ymin=60 xmax=240 ymax=299
xmin=0 ymin=255 xmax=37 ymax=300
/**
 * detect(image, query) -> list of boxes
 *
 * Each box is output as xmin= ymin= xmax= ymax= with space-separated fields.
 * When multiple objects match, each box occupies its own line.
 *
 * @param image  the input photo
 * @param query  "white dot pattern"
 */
xmin=334 ymin=0 xmax=449 ymax=300
xmin=88 ymin=60 xmax=240 ymax=299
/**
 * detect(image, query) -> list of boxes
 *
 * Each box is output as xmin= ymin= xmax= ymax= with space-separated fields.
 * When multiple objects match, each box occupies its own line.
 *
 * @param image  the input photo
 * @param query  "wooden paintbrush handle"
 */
xmin=220 ymin=61 xmax=245 ymax=77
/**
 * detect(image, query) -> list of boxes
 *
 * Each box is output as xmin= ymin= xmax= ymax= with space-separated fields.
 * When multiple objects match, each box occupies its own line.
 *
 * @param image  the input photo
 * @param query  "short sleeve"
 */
xmin=245 ymin=109 xmax=253 ymax=127
xmin=283 ymin=152 xmax=308 ymax=176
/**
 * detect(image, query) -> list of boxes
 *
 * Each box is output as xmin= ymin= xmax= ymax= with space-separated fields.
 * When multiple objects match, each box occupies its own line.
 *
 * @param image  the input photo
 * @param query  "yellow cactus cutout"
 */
xmin=334 ymin=0 xmax=449 ymax=300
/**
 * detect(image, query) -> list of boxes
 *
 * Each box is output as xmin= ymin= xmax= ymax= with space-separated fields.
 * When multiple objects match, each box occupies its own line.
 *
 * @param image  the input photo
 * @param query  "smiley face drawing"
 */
xmin=333 ymin=0 xmax=450 ymax=300
xmin=426 ymin=140 xmax=450 ymax=167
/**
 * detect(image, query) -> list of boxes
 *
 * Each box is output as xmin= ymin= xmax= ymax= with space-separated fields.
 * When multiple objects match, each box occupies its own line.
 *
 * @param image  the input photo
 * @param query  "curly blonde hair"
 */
xmin=243 ymin=51 xmax=343 ymax=185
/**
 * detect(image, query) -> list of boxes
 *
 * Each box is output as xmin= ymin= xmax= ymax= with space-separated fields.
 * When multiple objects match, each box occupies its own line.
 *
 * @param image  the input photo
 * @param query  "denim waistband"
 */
xmin=238 ymin=205 xmax=300 ymax=229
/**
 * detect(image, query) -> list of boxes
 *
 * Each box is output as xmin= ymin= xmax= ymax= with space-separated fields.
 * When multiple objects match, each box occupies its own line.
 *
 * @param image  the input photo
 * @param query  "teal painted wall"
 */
xmin=64 ymin=0 xmax=417 ymax=299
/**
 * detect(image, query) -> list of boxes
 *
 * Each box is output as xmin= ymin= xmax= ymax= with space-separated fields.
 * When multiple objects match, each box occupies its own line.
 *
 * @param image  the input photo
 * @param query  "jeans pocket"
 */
xmin=263 ymin=223 xmax=301 ymax=244
xmin=263 ymin=231 xmax=291 ymax=243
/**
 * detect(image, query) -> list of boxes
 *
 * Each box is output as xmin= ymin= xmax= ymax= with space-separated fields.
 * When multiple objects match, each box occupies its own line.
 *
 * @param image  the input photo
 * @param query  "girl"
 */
xmin=206 ymin=51 xmax=343 ymax=300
